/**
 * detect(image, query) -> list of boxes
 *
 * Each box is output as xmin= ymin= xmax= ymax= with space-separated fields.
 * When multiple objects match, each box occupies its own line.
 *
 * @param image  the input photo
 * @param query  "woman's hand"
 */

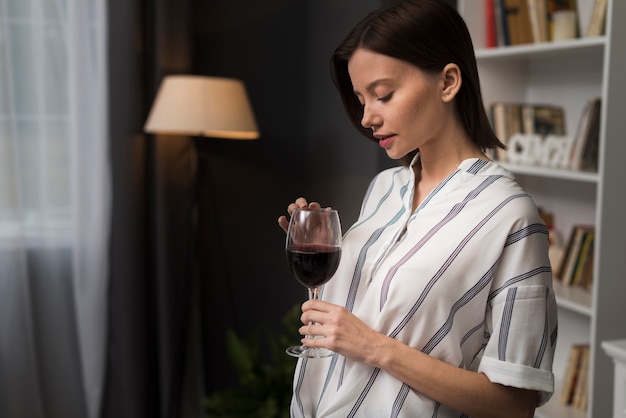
xmin=297 ymin=298 xmax=384 ymax=366
xmin=277 ymin=197 xmax=322 ymax=233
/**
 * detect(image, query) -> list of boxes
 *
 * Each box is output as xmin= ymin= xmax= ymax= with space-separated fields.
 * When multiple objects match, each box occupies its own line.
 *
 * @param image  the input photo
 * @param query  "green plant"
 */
xmin=204 ymin=304 xmax=301 ymax=418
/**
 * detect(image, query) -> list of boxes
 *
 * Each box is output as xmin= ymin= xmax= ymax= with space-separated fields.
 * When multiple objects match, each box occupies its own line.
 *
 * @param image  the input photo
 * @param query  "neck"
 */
xmin=411 ymin=134 xmax=485 ymax=211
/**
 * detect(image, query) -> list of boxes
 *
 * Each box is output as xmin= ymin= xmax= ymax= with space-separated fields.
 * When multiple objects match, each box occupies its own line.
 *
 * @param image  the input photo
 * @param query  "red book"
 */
xmin=485 ymin=0 xmax=497 ymax=48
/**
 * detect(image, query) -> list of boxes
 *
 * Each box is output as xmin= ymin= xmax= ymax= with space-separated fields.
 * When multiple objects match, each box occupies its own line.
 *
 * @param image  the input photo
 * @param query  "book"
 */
xmin=572 ymin=344 xmax=590 ymax=410
xmin=521 ymin=103 xmax=566 ymax=137
xmin=579 ymin=247 xmax=595 ymax=290
xmin=561 ymin=344 xmax=587 ymax=405
xmin=556 ymin=226 xmax=583 ymax=283
xmin=495 ymin=0 xmax=510 ymax=46
xmin=587 ymin=0 xmax=608 ymax=37
xmin=557 ymin=225 xmax=594 ymax=285
xmin=504 ymin=0 xmax=534 ymax=45
xmin=486 ymin=0 xmax=498 ymax=48
xmin=560 ymin=344 xmax=590 ymax=409
xmin=526 ymin=0 xmax=548 ymax=42
xmin=579 ymin=98 xmax=601 ymax=172
xmin=569 ymin=100 xmax=592 ymax=170
xmin=569 ymin=97 xmax=601 ymax=171
xmin=490 ymin=102 xmax=523 ymax=161
xmin=570 ymin=229 xmax=594 ymax=287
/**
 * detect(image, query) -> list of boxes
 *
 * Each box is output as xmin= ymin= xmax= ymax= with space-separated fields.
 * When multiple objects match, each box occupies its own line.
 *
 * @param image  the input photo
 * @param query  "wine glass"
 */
xmin=285 ymin=207 xmax=342 ymax=358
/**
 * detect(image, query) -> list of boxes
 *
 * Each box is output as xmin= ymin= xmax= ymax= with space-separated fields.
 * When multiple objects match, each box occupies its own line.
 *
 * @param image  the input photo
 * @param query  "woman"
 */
xmin=278 ymin=1 xmax=557 ymax=417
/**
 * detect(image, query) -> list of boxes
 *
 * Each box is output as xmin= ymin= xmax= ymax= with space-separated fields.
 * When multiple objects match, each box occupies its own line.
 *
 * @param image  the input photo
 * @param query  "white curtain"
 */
xmin=0 ymin=0 xmax=109 ymax=417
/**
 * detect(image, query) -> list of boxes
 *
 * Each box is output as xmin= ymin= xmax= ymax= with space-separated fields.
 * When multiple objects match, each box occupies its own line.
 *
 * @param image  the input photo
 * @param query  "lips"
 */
xmin=377 ymin=135 xmax=395 ymax=149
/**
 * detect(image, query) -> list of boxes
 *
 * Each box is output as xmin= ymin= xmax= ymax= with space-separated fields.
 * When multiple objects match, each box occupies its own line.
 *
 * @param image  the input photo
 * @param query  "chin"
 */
xmin=384 ymin=149 xmax=406 ymax=161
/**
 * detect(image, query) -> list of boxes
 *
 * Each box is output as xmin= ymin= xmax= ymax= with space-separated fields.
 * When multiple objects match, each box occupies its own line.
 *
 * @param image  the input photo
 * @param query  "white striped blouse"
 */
xmin=290 ymin=157 xmax=557 ymax=418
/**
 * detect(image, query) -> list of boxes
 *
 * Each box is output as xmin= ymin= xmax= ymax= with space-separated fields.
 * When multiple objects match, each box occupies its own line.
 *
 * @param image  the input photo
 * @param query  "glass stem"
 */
xmin=304 ymin=287 xmax=319 ymax=342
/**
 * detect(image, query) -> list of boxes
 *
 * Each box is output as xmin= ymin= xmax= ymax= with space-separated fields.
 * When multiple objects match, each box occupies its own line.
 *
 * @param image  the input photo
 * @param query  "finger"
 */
xmin=300 ymin=323 xmax=325 ymax=338
xmin=299 ymin=335 xmax=329 ymax=350
xmin=294 ymin=197 xmax=309 ymax=209
xmin=277 ymin=215 xmax=289 ymax=232
xmin=302 ymin=297 xmax=330 ymax=312
xmin=287 ymin=199 xmax=309 ymax=216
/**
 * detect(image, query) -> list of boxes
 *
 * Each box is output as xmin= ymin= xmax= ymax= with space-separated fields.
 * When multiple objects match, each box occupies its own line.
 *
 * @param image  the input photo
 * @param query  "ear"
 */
xmin=440 ymin=63 xmax=462 ymax=103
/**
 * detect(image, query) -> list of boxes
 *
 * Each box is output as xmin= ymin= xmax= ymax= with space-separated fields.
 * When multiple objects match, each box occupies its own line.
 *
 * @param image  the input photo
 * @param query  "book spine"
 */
xmin=569 ymin=100 xmax=591 ymax=171
xmin=505 ymin=0 xmax=534 ymax=45
xmin=580 ymin=98 xmax=602 ymax=172
xmin=561 ymin=345 xmax=584 ymax=405
xmin=571 ymin=230 xmax=594 ymax=287
xmin=495 ymin=0 xmax=510 ymax=46
xmin=526 ymin=0 xmax=542 ymax=43
xmin=587 ymin=0 xmax=608 ymax=37
xmin=559 ymin=225 xmax=594 ymax=285
xmin=486 ymin=0 xmax=497 ymax=47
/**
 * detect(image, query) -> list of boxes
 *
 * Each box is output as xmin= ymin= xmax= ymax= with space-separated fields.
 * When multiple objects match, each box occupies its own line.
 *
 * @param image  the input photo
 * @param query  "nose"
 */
xmin=361 ymin=104 xmax=381 ymax=129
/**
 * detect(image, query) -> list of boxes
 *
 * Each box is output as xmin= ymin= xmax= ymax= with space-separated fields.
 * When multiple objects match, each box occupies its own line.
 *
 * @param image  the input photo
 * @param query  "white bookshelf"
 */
xmin=458 ymin=1 xmax=626 ymax=417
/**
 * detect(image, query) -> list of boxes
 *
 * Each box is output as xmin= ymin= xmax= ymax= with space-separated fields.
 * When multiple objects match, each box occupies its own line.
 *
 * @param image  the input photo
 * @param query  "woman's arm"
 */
xmin=371 ymin=331 xmax=537 ymax=418
xmin=299 ymin=298 xmax=537 ymax=418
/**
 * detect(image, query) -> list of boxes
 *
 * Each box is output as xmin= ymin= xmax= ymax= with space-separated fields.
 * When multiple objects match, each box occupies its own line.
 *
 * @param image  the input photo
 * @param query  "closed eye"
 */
xmin=378 ymin=92 xmax=393 ymax=102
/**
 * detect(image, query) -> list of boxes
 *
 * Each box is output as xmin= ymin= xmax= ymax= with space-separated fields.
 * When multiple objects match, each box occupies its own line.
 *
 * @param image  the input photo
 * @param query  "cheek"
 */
xmin=411 ymin=95 xmax=445 ymax=128
xmin=402 ymin=100 xmax=432 ymax=130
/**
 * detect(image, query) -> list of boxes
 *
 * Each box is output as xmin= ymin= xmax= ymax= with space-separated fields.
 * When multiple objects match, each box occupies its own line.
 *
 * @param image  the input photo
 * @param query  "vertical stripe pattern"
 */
xmin=291 ymin=158 xmax=557 ymax=417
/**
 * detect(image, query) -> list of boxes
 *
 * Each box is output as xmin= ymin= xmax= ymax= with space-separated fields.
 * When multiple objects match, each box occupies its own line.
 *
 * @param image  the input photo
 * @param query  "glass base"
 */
xmin=285 ymin=345 xmax=334 ymax=358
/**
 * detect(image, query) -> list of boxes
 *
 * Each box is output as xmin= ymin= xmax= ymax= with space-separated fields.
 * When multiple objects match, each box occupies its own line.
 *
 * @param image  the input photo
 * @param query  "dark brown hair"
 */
xmin=330 ymin=0 xmax=504 ymax=166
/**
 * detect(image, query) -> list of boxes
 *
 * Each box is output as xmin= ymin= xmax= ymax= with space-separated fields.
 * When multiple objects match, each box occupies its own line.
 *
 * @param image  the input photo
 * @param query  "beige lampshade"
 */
xmin=144 ymin=75 xmax=259 ymax=140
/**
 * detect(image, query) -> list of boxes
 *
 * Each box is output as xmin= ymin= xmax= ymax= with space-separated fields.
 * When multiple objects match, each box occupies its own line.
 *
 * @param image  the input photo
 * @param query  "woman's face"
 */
xmin=348 ymin=48 xmax=449 ymax=160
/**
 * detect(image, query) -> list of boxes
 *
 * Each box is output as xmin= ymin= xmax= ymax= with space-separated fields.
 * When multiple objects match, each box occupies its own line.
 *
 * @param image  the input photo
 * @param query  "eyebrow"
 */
xmin=353 ymin=78 xmax=393 ymax=95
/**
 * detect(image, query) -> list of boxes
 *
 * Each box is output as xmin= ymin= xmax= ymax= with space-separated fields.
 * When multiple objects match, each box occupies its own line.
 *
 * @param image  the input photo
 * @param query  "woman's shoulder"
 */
xmin=465 ymin=159 xmax=527 ymax=194
xmin=461 ymin=159 xmax=544 ymax=221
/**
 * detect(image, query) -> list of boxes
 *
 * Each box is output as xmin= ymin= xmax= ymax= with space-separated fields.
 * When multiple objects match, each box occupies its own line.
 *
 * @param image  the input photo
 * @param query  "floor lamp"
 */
xmin=143 ymin=75 xmax=259 ymax=394
xmin=144 ymin=73 xmax=259 ymax=256
xmin=144 ymin=74 xmax=259 ymax=273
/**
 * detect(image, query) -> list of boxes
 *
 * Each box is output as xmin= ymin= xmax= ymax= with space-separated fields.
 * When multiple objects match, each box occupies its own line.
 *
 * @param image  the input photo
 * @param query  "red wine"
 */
xmin=286 ymin=244 xmax=341 ymax=288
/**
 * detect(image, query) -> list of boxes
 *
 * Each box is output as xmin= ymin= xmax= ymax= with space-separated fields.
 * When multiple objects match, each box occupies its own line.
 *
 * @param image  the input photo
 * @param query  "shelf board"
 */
xmin=601 ymin=339 xmax=626 ymax=364
xmin=475 ymin=37 xmax=606 ymax=61
xmin=552 ymin=280 xmax=593 ymax=317
xmin=501 ymin=163 xmax=599 ymax=183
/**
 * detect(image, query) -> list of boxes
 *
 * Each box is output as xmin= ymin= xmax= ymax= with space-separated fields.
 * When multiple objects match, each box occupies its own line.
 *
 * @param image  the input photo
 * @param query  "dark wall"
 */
xmin=303 ymin=0 xmax=385 ymax=212
xmin=190 ymin=0 xmax=387 ymax=393
xmin=192 ymin=2 xmax=384 ymax=333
